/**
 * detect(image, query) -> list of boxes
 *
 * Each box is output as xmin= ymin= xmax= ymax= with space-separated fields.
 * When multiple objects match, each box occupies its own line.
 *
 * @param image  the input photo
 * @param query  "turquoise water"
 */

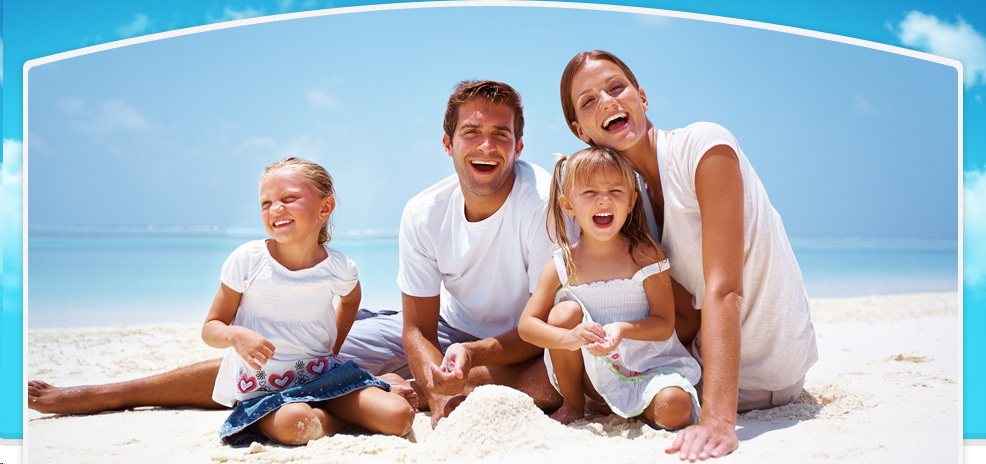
xmin=26 ymin=228 xmax=958 ymax=328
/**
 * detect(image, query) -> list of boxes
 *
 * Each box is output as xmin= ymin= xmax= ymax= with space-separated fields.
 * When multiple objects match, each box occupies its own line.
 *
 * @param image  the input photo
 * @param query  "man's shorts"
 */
xmin=337 ymin=308 xmax=479 ymax=379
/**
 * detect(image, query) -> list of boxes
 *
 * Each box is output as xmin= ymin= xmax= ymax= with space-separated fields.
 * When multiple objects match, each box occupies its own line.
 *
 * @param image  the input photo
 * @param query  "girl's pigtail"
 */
xmin=547 ymin=154 xmax=578 ymax=286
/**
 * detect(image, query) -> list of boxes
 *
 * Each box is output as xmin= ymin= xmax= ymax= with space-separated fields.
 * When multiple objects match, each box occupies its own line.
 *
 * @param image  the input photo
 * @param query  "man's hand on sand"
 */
xmin=429 ymin=343 xmax=472 ymax=396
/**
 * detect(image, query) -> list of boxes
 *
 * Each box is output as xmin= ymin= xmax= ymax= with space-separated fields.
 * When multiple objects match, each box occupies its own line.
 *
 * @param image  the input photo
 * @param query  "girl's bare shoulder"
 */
xmin=633 ymin=241 xmax=667 ymax=266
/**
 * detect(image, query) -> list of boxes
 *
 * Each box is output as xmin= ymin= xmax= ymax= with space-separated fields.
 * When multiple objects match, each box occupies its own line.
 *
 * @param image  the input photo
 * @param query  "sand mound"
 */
xmin=420 ymin=385 xmax=565 ymax=460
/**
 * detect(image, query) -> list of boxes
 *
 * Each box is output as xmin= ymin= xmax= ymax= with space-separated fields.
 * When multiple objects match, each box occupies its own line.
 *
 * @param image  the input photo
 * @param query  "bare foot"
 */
xmin=28 ymin=380 xmax=119 ymax=415
xmin=586 ymin=400 xmax=612 ymax=416
xmin=427 ymin=394 xmax=455 ymax=428
xmin=548 ymin=402 xmax=584 ymax=425
xmin=442 ymin=394 xmax=467 ymax=419
xmin=376 ymin=373 xmax=419 ymax=411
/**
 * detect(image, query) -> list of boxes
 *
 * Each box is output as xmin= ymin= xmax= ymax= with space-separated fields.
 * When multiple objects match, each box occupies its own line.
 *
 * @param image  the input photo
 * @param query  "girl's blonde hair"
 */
xmin=261 ymin=157 xmax=336 ymax=245
xmin=548 ymin=147 xmax=661 ymax=284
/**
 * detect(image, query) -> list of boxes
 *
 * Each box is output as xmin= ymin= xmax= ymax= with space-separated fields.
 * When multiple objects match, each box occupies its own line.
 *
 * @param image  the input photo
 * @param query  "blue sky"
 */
xmin=5 ymin=3 xmax=970 ymax=240
xmin=2 ymin=0 xmax=984 ymax=440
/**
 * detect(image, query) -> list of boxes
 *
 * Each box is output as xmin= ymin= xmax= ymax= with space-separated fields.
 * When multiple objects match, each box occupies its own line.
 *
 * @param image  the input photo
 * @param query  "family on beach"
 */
xmin=28 ymin=50 xmax=817 ymax=462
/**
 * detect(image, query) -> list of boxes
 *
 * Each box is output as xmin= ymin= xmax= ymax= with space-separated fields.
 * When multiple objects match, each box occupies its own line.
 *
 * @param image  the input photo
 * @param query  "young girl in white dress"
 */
xmin=202 ymin=157 xmax=415 ymax=446
xmin=519 ymin=147 xmax=701 ymax=428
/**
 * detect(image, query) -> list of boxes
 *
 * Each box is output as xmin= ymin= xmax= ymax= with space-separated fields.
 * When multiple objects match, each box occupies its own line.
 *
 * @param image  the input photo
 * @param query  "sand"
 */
xmin=26 ymin=292 xmax=961 ymax=463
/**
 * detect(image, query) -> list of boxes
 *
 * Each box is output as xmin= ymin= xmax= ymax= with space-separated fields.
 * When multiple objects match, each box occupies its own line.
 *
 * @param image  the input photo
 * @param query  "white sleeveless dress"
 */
xmin=544 ymin=250 xmax=702 ymax=420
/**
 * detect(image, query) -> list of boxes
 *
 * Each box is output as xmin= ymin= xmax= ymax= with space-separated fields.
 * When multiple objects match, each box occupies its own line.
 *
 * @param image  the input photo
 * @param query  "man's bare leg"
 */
xmin=479 ymin=356 xmax=561 ymax=410
xmin=28 ymin=358 xmax=225 ymax=414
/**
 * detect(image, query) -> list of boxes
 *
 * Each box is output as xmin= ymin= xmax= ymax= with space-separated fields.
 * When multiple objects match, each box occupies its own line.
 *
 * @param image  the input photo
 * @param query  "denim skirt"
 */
xmin=220 ymin=359 xmax=389 ymax=445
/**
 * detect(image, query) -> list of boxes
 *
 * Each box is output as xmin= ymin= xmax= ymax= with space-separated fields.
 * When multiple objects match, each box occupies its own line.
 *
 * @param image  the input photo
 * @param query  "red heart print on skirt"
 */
xmin=306 ymin=358 xmax=329 ymax=376
xmin=269 ymin=371 xmax=295 ymax=390
xmin=238 ymin=374 xmax=258 ymax=393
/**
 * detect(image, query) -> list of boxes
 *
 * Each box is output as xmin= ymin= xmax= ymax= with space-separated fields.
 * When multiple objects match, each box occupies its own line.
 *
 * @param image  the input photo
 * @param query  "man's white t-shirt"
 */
xmin=397 ymin=159 xmax=556 ymax=340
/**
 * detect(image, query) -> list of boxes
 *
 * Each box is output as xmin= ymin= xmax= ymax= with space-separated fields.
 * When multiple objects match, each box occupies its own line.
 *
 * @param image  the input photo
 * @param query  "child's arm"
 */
xmin=333 ymin=281 xmax=362 ymax=355
xmin=518 ymin=260 xmax=605 ymax=351
xmin=201 ymin=283 xmax=275 ymax=370
xmin=586 ymin=247 xmax=676 ymax=356
xmin=619 ymin=270 xmax=676 ymax=341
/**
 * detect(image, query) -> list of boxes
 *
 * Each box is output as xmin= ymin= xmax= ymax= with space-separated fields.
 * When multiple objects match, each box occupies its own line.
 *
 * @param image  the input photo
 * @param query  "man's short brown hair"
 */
xmin=443 ymin=80 xmax=525 ymax=143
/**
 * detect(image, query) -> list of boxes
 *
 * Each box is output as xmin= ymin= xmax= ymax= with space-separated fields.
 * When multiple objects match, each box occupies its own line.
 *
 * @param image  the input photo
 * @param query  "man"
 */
xmin=399 ymin=80 xmax=559 ymax=419
xmin=28 ymin=80 xmax=562 ymax=423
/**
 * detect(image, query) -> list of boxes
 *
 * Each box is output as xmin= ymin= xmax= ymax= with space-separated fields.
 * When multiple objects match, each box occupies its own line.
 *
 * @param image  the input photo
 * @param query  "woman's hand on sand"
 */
xmin=586 ymin=323 xmax=622 ymax=356
xmin=230 ymin=327 xmax=276 ymax=370
xmin=665 ymin=419 xmax=738 ymax=461
xmin=430 ymin=343 xmax=473 ymax=395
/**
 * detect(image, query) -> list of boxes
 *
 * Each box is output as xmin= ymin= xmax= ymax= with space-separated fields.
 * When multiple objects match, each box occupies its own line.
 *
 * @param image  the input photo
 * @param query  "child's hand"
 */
xmin=561 ymin=322 xmax=606 ymax=351
xmin=586 ymin=323 xmax=623 ymax=356
xmin=230 ymin=327 xmax=276 ymax=370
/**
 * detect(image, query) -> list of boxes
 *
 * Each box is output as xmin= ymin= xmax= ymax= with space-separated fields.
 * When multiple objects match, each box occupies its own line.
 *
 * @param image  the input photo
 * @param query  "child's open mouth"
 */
xmin=593 ymin=213 xmax=614 ymax=226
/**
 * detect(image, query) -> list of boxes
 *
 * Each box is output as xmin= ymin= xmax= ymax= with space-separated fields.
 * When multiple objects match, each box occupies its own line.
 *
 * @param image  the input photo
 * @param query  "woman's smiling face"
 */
xmin=569 ymin=59 xmax=650 ymax=152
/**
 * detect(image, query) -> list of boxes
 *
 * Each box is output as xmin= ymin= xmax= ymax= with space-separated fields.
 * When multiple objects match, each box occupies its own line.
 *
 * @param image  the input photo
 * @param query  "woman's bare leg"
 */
xmin=672 ymin=279 xmax=701 ymax=345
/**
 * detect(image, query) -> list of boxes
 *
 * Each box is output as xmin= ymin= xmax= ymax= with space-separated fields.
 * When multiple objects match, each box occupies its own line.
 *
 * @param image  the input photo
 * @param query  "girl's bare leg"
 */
xmin=642 ymin=386 xmax=693 ymax=431
xmin=546 ymin=301 xmax=587 ymax=425
xmin=257 ymin=402 xmax=347 ymax=445
xmin=376 ymin=372 xmax=419 ymax=410
xmin=326 ymin=386 xmax=416 ymax=437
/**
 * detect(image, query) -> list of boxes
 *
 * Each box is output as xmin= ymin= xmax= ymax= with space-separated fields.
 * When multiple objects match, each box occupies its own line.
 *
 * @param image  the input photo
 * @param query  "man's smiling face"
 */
xmin=444 ymin=98 xmax=523 ymax=204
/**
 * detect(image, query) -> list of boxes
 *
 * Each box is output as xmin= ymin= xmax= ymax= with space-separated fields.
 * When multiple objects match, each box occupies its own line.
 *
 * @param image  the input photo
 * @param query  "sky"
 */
xmin=6 ymin=4 xmax=967 ymax=240
xmin=2 ymin=0 xmax=984 ymax=441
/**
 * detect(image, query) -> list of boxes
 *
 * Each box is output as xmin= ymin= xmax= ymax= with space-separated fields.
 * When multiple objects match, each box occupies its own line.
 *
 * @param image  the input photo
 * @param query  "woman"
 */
xmin=560 ymin=50 xmax=817 ymax=461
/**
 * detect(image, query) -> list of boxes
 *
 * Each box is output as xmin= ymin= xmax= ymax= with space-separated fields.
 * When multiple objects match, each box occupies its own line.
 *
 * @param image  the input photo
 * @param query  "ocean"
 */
xmin=25 ymin=227 xmax=959 ymax=328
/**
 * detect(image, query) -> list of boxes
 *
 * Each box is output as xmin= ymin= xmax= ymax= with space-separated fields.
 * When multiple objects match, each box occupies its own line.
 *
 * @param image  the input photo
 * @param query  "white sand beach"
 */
xmin=26 ymin=292 xmax=960 ymax=463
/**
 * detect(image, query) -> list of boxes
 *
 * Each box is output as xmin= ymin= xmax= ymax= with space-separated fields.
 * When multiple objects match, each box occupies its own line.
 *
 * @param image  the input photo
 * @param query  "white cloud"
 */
xmin=71 ymin=99 xmax=152 ymax=134
xmin=210 ymin=6 xmax=266 ymax=23
xmin=894 ymin=11 xmax=986 ymax=88
xmin=116 ymin=13 xmax=151 ymax=39
xmin=239 ymin=136 xmax=279 ymax=152
xmin=307 ymin=89 xmax=336 ymax=109
xmin=2 ymin=140 xmax=24 ymax=240
xmin=633 ymin=13 xmax=672 ymax=27
xmin=2 ymin=140 xmax=22 ymax=180
xmin=965 ymin=169 xmax=986 ymax=286
xmin=276 ymin=0 xmax=297 ymax=12
xmin=852 ymin=93 xmax=878 ymax=114
xmin=57 ymin=97 xmax=86 ymax=114
xmin=275 ymin=0 xmax=325 ymax=13
xmin=239 ymin=133 xmax=325 ymax=160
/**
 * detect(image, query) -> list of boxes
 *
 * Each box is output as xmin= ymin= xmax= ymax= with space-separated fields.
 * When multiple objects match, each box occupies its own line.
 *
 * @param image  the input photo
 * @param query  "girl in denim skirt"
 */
xmin=202 ymin=157 xmax=414 ymax=446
